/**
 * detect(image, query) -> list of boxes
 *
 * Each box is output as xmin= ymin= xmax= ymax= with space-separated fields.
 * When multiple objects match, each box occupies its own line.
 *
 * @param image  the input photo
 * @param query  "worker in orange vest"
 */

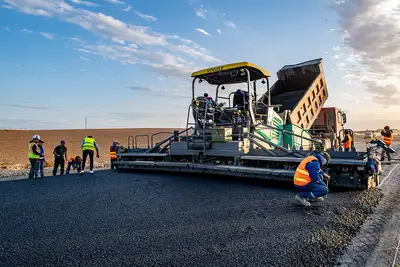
xmin=110 ymin=140 xmax=124 ymax=169
xmin=381 ymin=125 xmax=393 ymax=161
xmin=342 ymin=130 xmax=352 ymax=152
xmin=66 ymin=156 xmax=82 ymax=174
xmin=294 ymin=151 xmax=331 ymax=207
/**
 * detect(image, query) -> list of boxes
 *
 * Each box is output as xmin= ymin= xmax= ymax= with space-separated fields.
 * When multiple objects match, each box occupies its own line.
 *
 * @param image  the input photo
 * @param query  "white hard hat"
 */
xmin=32 ymin=134 xmax=40 ymax=140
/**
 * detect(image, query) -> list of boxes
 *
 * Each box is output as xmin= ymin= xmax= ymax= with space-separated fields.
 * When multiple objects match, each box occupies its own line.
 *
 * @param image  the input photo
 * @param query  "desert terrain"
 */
xmin=0 ymin=128 xmax=178 ymax=173
xmin=0 ymin=128 xmax=397 ymax=176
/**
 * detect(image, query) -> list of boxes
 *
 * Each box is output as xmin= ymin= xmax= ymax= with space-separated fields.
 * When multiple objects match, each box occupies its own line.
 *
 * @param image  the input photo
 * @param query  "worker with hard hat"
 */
xmin=28 ymin=134 xmax=43 ymax=179
xmin=81 ymin=135 xmax=99 ymax=174
xmin=381 ymin=125 xmax=393 ymax=161
xmin=342 ymin=130 xmax=352 ymax=152
xmin=293 ymin=151 xmax=331 ymax=207
xmin=110 ymin=140 xmax=123 ymax=169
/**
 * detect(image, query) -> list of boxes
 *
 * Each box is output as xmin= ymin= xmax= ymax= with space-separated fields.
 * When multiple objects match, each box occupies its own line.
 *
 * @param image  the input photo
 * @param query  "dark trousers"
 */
xmin=29 ymin=158 xmax=39 ymax=178
xmin=111 ymin=159 xmax=117 ymax=169
xmin=344 ymin=148 xmax=350 ymax=152
xmin=53 ymin=158 xmax=65 ymax=175
xmin=381 ymin=147 xmax=391 ymax=161
xmin=66 ymin=161 xmax=82 ymax=174
xmin=82 ymin=150 xmax=94 ymax=171
xmin=37 ymin=159 xmax=45 ymax=177
xmin=296 ymin=181 xmax=328 ymax=199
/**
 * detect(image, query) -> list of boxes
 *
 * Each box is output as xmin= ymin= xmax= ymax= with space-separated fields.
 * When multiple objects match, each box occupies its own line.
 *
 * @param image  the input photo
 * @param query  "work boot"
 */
xmin=295 ymin=194 xmax=311 ymax=207
xmin=309 ymin=197 xmax=324 ymax=202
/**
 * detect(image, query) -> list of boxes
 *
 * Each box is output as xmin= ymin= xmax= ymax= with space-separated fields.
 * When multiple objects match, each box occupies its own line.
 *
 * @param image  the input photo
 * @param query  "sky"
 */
xmin=0 ymin=0 xmax=399 ymax=130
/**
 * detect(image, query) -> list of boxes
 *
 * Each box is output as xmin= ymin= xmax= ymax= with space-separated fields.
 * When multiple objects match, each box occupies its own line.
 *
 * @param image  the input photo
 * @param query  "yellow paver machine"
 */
xmin=115 ymin=58 xmax=393 ymax=189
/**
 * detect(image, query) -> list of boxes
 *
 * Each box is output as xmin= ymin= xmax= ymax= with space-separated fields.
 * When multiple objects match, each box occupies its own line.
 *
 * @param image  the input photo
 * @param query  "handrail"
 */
xmin=146 ymin=127 xmax=193 ymax=154
xmin=128 ymin=135 xmax=134 ymax=150
xmin=302 ymin=128 xmax=335 ymax=151
xmin=135 ymin=134 xmax=150 ymax=149
xmin=248 ymin=132 xmax=304 ymax=158
xmin=151 ymin=132 xmax=173 ymax=147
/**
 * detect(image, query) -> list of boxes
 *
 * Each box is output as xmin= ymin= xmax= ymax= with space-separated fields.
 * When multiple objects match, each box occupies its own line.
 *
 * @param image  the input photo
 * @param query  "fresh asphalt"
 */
xmin=0 ymin=167 xmax=382 ymax=267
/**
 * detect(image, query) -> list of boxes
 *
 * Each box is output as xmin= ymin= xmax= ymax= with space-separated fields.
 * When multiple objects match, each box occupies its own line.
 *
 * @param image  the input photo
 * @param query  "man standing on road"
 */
xmin=53 ymin=140 xmax=67 ymax=176
xmin=81 ymin=135 xmax=99 ymax=174
xmin=342 ymin=130 xmax=352 ymax=152
xmin=28 ymin=135 xmax=42 ymax=179
xmin=37 ymin=140 xmax=46 ymax=178
xmin=381 ymin=125 xmax=393 ymax=162
xmin=294 ymin=151 xmax=331 ymax=207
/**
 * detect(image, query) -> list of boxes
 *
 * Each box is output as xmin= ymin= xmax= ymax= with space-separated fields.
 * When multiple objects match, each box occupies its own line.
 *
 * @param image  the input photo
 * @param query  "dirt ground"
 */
xmin=0 ymin=128 xmax=397 ymax=171
xmin=0 ymin=128 xmax=178 ymax=170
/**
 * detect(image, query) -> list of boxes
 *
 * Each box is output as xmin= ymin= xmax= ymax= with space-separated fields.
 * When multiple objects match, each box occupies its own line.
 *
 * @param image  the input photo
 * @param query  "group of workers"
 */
xmin=294 ymin=125 xmax=394 ymax=206
xmin=27 ymin=135 xmax=115 ymax=179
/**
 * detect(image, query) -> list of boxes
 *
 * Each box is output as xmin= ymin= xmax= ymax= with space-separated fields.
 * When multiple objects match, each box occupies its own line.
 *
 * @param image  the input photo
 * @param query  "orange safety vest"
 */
xmin=69 ymin=156 xmax=76 ymax=162
xmin=384 ymin=132 xmax=393 ymax=146
xmin=294 ymin=155 xmax=318 ymax=186
xmin=343 ymin=134 xmax=352 ymax=149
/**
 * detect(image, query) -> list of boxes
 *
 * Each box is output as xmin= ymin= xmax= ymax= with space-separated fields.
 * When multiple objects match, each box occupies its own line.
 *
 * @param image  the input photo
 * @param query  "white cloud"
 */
xmin=6 ymin=0 xmax=220 ymax=78
xmin=195 ymin=28 xmax=211 ymax=36
xmin=330 ymin=0 xmax=400 ymax=106
xmin=80 ymin=56 xmax=90 ymax=60
xmin=40 ymin=32 xmax=54 ymax=39
xmin=2 ymin=4 xmax=13 ymax=9
xmin=21 ymin=28 xmax=34 ymax=34
xmin=340 ymin=92 xmax=353 ymax=100
xmin=224 ymin=20 xmax=236 ymax=28
xmin=2 ymin=26 xmax=11 ymax=31
xmin=217 ymin=29 xmax=221 ymax=34
xmin=195 ymin=7 xmax=207 ymax=19
xmin=70 ymin=0 xmax=98 ymax=7
xmin=133 ymin=10 xmax=157 ymax=22
xmin=122 ymin=4 xmax=132 ymax=12
xmin=105 ymin=0 xmax=124 ymax=4
xmin=71 ymin=37 xmax=84 ymax=43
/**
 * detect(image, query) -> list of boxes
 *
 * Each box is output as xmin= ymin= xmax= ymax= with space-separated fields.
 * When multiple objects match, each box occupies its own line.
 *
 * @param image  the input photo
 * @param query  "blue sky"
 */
xmin=1 ymin=0 xmax=399 ymax=130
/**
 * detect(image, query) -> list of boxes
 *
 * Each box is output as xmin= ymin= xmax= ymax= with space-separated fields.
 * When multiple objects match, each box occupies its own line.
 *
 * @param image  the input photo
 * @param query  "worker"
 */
xmin=37 ymin=139 xmax=46 ymax=178
xmin=342 ymin=130 xmax=352 ymax=152
xmin=66 ymin=156 xmax=82 ymax=174
xmin=53 ymin=140 xmax=67 ymax=176
xmin=28 ymin=134 xmax=43 ymax=179
xmin=110 ymin=140 xmax=123 ymax=169
xmin=204 ymin=93 xmax=216 ymax=107
xmin=294 ymin=151 xmax=331 ymax=207
xmin=81 ymin=135 xmax=99 ymax=174
xmin=381 ymin=125 xmax=393 ymax=161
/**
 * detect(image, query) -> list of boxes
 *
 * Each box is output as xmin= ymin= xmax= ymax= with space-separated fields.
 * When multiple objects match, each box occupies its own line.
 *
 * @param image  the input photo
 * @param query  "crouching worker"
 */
xmin=294 ymin=151 xmax=331 ymax=207
xmin=66 ymin=156 xmax=82 ymax=174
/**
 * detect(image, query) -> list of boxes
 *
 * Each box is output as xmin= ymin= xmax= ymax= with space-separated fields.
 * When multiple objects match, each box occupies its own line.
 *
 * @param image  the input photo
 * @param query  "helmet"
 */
xmin=315 ymin=151 xmax=331 ymax=166
xmin=32 ymin=134 xmax=40 ymax=140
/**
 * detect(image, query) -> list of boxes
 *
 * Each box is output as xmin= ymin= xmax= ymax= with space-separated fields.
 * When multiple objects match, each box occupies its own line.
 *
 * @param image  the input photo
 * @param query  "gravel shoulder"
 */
xmin=0 ymin=168 xmax=383 ymax=266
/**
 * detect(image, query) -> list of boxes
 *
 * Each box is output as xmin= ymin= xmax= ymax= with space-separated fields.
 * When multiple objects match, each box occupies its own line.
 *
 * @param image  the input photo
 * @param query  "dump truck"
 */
xmin=114 ymin=58 xmax=385 ymax=189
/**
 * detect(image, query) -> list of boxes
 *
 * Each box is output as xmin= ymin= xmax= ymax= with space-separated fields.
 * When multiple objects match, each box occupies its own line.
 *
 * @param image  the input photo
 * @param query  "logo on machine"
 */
xmin=207 ymin=66 xmax=224 ymax=73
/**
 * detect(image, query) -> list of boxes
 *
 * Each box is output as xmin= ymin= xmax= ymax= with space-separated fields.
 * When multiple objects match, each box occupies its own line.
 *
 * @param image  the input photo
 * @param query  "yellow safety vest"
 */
xmin=28 ymin=142 xmax=40 ymax=159
xmin=82 ymin=137 xmax=95 ymax=151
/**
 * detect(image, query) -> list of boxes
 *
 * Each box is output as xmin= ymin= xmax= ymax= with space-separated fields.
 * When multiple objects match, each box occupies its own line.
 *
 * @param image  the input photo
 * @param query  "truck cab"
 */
xmin=310 ymin=107 xmax=347 ymax=149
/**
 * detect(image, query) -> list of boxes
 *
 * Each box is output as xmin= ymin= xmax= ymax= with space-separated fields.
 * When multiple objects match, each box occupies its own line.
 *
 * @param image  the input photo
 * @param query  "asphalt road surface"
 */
xmin=0 ymin=169 xmax=382 ymax=267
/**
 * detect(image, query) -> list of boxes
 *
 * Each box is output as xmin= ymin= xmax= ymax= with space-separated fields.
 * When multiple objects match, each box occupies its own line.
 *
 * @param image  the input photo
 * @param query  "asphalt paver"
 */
xmin=0 ymin=170 xmax=382 ymax=267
